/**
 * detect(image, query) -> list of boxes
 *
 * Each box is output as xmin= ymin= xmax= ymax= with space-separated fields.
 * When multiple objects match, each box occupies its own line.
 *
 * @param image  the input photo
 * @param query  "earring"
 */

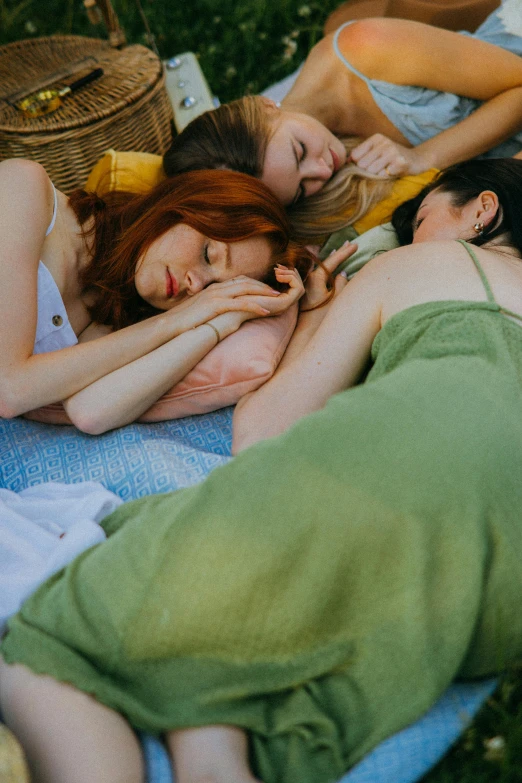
xmin=473 ymin=222 xmax=485 ymax=235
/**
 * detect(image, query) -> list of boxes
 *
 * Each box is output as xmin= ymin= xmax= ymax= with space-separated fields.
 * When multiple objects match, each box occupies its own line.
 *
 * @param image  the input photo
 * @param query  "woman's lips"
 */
xmin=330 ymin=148 xmax=341 ymax=174
xmin=166 ymin=268 xmax=179 ymax=298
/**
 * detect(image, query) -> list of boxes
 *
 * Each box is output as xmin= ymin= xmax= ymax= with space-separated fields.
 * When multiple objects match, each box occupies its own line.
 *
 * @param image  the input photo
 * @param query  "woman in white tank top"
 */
xmin=0 ymin=159 xmax=319 ymax=433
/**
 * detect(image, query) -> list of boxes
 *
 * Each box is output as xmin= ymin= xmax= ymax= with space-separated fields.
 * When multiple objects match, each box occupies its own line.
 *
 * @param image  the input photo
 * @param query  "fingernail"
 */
xmin=339 ymin=270 xmax=348 ymax=278
xmin=329 ymin=249 xmax=337 ymax=256
xmin=342 ymin=240 xmax=353 ymax=246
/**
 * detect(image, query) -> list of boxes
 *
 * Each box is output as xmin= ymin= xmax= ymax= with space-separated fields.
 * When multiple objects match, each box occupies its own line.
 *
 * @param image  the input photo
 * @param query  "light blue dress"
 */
xmin=333 ymin=2 xmax=522 ymax=157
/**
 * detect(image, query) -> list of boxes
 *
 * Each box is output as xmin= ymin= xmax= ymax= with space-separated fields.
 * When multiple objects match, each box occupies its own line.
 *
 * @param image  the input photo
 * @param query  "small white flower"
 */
xmin=290 ymin=30 xmax=300 ymax=38
xmin=24 ymin=20 xmax=37 ymax=34
xmin=483 ymin=735 xmax=506 ymax=762
xmin=298 ymin=5 xmax=311 ymax=17
xmin=282 ymin=39 xmax=298 ymax=60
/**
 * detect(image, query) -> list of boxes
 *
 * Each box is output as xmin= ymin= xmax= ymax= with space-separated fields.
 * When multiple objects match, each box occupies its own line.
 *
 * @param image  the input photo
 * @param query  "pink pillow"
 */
xmin=25 ymin=306 xmax=298 ymax=425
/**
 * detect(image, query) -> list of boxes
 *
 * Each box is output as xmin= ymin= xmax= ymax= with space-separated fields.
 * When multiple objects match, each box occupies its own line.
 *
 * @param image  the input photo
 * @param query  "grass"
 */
xmin=1 ymin=0 xmax=522 ymax=780
xmin=0 ymin=0 xmax=343 ymax=102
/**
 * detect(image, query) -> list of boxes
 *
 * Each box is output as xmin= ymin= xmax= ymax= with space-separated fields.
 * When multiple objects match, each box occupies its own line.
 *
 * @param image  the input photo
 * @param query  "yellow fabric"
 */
xmin=85 ymin=152 xmax=439 ymax=234
xmin=85 ymin=150 xmax=165 ymax=196
xmin=353 ymin=168 xmax=440 ymax=234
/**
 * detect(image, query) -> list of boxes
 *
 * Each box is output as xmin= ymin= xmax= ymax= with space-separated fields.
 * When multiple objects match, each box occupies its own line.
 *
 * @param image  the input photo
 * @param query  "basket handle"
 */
xmin=83 ymin=0 xmax=127 ymax=47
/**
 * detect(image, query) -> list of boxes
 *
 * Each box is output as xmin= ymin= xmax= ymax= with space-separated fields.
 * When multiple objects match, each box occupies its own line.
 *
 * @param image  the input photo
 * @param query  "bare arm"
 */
xmin=0 ymin=160 xmax=276 ymax=418
xmin=232 ymin=257 xmax=383 ymax=453
xmin=64 ymin=275 xmax=303 ymax=434
xmin=338 ymin=19 xmax=522 ymax=173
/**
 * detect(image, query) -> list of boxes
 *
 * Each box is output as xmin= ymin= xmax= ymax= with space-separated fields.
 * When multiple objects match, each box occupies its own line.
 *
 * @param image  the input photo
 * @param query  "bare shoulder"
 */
xmin=335 ymin=18 xmax=431 ymax=77
xmin=0 ymin=159 xmax=54 ymax=238
xmin=336 ymin=18 xmax=522 ymax=90
xmin=365 ymin=239 xmax=463 ymax=282
xmin=0 ymin=158 xmax=49 ymax=189
xmin=376 ymin=239 xmax=462 ymax=263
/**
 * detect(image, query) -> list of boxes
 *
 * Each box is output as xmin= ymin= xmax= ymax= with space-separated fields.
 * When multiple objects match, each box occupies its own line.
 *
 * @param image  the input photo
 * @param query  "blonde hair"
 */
xmin=287 ymin=137 xmax=396 ymax=243
xmin=164 ymin=99 xmax=396 ymax=243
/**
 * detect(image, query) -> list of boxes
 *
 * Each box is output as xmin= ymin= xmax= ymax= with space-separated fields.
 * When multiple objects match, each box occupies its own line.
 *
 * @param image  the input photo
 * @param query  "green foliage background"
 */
xmin=1 ymin=1 xmax=522 ymax=780
xmin=0 ymin=0 xmax=342 ymax=103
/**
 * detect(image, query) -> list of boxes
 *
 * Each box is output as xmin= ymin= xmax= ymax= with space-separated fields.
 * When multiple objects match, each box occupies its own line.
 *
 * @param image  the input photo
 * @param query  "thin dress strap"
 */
xmin=457 ymin=239 xmax=522 ymax=323
xmin=45 ymin=183 xmax=58 ymax=237
xmin=332 ymin=22 xmax=372 ymax=84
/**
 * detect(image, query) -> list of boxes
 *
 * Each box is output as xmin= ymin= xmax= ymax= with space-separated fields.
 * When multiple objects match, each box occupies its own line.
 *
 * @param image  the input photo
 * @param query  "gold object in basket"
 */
xmin=17 ymin=67 xmax=104 ymax=118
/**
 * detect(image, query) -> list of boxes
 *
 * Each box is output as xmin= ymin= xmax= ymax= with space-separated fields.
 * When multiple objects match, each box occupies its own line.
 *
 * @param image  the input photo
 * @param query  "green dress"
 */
xmin=3 ymin=242 xmax=522 ymax=783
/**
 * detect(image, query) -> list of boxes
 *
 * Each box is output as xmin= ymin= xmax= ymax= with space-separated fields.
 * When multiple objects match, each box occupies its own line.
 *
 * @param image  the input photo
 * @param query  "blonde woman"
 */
xmin=164 ymin=2 xmax=522 ymax=238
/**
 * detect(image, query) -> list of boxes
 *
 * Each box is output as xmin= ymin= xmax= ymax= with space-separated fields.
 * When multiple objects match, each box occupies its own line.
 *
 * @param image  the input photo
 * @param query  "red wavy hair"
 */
xmin=69 ymin=169 xmax=314 ymax=329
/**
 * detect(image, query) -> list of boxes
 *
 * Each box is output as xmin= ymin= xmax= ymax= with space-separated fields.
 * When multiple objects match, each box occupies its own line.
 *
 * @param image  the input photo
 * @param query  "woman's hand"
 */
xmin=170 ymin=276 xmax=282 ymax=330
xmin=300 ymin=242 xmax=357 ymax=311
xmin=209 ymin=266 xmax=305 ymax=340
xmin=350 ymin=134 xmax=429 ymax=177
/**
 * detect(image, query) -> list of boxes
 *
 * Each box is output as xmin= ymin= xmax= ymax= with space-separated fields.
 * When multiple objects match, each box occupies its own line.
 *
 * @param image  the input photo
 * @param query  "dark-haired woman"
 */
xmin=0 ymin=159 xmax=336 ymax=434
xmin=2 ymin=158 xmax=522 ymax=783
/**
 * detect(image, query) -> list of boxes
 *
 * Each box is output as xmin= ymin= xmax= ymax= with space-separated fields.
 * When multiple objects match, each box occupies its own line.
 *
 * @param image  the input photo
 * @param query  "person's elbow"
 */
xmin=65 ymin=397 xmax=116 ymax=435
xmin=0 ymin=380 xmax=29 ymax=419
xmin=0 ymin=397 xmax=19 ymax=420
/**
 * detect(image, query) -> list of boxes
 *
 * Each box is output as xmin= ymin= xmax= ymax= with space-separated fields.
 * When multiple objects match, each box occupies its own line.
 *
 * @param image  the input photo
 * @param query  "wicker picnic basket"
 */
xmin=0 ymin=35 xmax=174 ymax=193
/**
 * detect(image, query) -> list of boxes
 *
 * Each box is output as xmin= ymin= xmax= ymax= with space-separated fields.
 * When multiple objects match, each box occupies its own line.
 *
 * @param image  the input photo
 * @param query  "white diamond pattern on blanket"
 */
xmin=0 ymin=412 xmax=233 ymax=499
xmin=0 ymin=411 xmax=498 ymax=783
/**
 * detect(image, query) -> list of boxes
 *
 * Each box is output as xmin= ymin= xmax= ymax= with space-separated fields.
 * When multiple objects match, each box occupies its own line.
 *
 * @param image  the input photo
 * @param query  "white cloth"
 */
xmin=33 ymin=261 xmax=79 ymax=354
xmin=0 ymin=482 xmax=121 ymax=636
xmin=34 ymin=182 xmax=78 ymax=354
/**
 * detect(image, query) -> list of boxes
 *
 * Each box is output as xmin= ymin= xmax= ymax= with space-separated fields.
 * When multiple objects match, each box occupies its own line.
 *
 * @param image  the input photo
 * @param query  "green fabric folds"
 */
xmin=3 ymin=300 xmax=522 ymax=783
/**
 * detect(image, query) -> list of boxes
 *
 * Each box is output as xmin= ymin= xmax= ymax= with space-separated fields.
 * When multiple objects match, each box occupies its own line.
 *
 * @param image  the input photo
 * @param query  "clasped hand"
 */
xmin=172 ymin=272 xmax=305 ymax=337
xmin=350 ymin=134 xmax=428 ymax=177
xmin=300 ymin=241 xmax=358 ymax=311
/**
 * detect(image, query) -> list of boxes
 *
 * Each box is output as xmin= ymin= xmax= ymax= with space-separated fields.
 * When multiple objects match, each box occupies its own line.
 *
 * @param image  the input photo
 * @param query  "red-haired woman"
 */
xmin=0 ymin=159 xmax=344 ymax=433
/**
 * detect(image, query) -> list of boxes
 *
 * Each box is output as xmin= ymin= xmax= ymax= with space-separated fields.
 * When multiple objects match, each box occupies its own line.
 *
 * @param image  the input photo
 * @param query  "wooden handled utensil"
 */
xmin=17 ymin=67 xmax=104 ymax=118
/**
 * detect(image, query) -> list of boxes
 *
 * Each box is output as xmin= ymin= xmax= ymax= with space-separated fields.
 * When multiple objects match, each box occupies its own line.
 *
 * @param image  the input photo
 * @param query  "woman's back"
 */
xmin=378 ymin=239 xmax=522 ymax=328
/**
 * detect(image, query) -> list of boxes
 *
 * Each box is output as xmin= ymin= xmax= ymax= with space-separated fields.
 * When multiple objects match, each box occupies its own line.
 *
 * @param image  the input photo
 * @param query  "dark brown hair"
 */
xmin=163 ymin=96 xmax=271 ymax=180
xmin=392 ymin=158 xmax=522 ymax=251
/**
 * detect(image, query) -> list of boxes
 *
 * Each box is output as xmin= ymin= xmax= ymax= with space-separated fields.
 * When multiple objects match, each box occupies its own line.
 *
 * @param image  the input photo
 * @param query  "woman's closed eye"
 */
xmin=203 ymin=244 xmax=211 ymax=264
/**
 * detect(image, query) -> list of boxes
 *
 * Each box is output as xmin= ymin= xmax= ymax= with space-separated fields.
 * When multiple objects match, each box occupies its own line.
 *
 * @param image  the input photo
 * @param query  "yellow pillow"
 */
xmin=85 ymin=149 xmax=165 ymax=196
xmin=86 ymin=150 xmax=439 ymax=236
xmin=353 ymin=168 xmax=439 ymax=235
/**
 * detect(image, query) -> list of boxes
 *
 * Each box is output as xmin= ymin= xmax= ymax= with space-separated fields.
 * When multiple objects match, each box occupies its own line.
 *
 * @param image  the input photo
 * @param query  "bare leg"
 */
xmin=0 ymin=656 xmax=144 ymax=783
xmin=167 ymin=724 xmax=262 ymax=783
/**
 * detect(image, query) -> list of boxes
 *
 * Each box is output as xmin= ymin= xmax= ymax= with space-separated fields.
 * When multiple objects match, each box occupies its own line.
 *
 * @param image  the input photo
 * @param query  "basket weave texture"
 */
xmin=0 ymin=35 xmax=173 ymax=193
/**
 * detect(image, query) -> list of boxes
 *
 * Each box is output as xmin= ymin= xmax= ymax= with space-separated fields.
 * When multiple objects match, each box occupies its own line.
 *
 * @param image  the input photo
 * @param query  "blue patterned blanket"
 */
xmin=0 ymin=412 xmax=496 ymax=782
